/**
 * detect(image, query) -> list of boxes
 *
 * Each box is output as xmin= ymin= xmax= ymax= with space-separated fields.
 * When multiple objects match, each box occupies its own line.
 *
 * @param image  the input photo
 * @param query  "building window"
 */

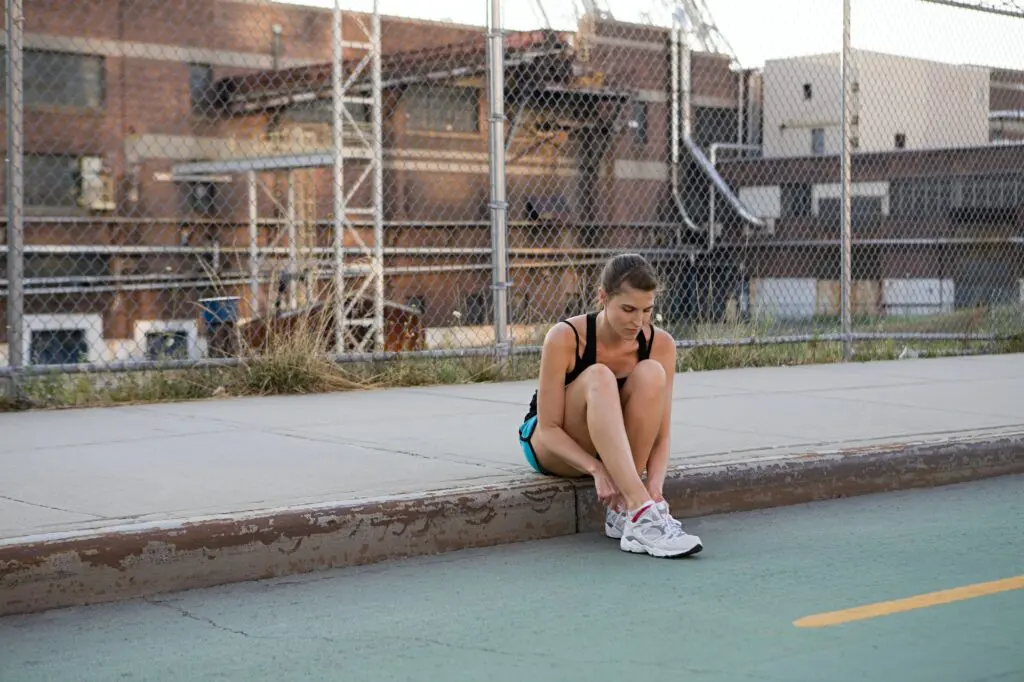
xmin=145 ymin=331 xmax=190 ymax=361
xmin=895 ymin=133 xmax=906 ymax=149
xmin=189 ymin=63 xmax=214 ymax=114
xmin=404 ymin=85 xmax=479 ymax=133
xmin=891 ymin=178 xmax=952 ymax=216
xmin=811 ymin=128 xmax=825 ymax=155
xmin=23 ymin=314 xmax=105 ymax=366
xmin=463 ymin=291 xmax=491 ymax=325
xmin=959 ymin=173 xmax=1022 ymax=209
xmin=631 ymin=101 xmax=648 ymax=145
xmin=24 ymin=154 xmax=80 ymax=208
xmin=24 ymin=252 xmax=110 ymax=281
xmin=1 ymin=48 xmax=105 ymax=109
xmin=892 ymin=174 xmax=1023 ymax=219
xmin=30 ymin=329 xmax=88 ymax=366
xmin=818 ymin=196 xmax=883 ymax=231
xmin=803 ymin=83 xmax=812 ymax=100
xmin=781 ymin=183 xmax=812 ymax=217
xmin=693 ymin=106 xmax=739 ymax=151
xmin=134 ymin=320 xmax=199 ymax=362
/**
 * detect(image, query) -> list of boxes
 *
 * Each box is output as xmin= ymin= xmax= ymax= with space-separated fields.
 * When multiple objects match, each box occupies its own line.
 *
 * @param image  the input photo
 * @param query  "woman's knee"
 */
xmin=628 ymin=359 xmax=666 ymax=393
xmin=580 ymin=363 xmax=619 ymax=399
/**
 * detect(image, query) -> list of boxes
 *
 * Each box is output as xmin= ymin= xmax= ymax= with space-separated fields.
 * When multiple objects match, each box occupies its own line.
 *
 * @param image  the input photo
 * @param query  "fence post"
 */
xmin=331 ymin=0 xmax=346 ymax=354
xmin=371 ymin=0 xmax=384 ymax=354
xmin=840 ymin=0 xmax=854 ymax=360
xmin=5 ymin=0 xmax=25 ymax=394
xmin=487 ymin=0 xmax=510 ymax=362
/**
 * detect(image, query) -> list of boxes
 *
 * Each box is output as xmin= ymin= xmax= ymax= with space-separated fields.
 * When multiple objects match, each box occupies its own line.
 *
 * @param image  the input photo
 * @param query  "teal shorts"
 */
xmin=518 ymin=415 xmax=552 ymax=475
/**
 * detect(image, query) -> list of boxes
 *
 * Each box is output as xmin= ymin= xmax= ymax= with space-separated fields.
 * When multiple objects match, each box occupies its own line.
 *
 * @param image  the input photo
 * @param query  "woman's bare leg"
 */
xmin=619 ymin=359 xmax=667 ymax=481
xmin=533 ymin=364 xmax=651 ymax=511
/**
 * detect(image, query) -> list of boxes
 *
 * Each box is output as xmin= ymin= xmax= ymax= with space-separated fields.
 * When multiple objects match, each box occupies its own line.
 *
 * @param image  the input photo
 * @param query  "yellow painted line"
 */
xmin=794 ymin=575 xmax=1024 ymax=628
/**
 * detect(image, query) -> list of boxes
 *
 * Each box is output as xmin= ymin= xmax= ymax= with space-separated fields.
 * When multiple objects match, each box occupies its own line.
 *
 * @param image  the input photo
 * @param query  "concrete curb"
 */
xmin=578 ymin=430 xmax=1024 ymax=531
xmin=3 ymin=430 xmax=1023 ymax=617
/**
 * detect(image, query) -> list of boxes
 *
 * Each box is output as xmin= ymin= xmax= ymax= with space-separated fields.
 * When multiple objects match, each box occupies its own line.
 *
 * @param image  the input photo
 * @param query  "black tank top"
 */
xmin=524 ymin=311 xmax=655 ymax=421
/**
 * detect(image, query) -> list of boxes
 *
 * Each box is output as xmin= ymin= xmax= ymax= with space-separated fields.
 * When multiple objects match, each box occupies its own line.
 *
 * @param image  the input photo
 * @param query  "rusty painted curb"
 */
xmin=3 ymin=430 xmax=1023 ymax=617
xmin=0 ymin=478 xmax=577 ymax=618
xmin=576 ymin=430 xmax=1024 ymax=532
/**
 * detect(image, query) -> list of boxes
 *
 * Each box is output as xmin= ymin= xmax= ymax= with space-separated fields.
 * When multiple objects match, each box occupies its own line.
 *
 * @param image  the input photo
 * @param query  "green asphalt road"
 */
xmin=2 ymin=475 xmax=1022 ymax=682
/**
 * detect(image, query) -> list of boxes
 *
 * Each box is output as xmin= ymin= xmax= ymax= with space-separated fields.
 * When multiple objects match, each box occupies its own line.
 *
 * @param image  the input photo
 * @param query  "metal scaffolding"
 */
xmin=172 ymin=2 xmax=385 ymax=354
xmin=919 ymin=0 xmax=1024 ymax=18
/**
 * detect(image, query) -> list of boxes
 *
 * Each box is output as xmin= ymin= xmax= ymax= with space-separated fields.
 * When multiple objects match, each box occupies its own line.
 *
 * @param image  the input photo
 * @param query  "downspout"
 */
xmin=671 ymin=9 xmax=766 ymax=245
xmin=670 ymin=9 xmax=702 ymax=237
xmin=737 ymin=68 xmax=745 ymax=146
xmin=709 ymin=142 xmax=761 ymax=250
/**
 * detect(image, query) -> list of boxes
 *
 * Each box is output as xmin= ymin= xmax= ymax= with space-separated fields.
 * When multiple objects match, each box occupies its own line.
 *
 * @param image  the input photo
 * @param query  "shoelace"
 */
xmin=655 ymin=503 xmax=689 ymax=537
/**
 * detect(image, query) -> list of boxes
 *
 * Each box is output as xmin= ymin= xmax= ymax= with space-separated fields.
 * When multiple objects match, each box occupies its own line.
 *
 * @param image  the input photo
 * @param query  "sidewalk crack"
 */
xmin=145 ymin=598 xmax=251 ymax=638
xmin=0 ymin=494 xmax=103 ymax=518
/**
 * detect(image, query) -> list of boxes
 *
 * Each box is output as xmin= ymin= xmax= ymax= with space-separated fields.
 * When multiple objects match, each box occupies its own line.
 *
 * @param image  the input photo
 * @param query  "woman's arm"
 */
xmin=645 ymin=327 xmax=677 ymax=498
xmin=534 ymin=323 xmax=604 ymax=476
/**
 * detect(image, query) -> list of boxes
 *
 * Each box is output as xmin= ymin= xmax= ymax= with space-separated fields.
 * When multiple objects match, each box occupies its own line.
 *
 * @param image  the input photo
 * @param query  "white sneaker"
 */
xmin=655 ymin=500 xmax=684 ymax=532
xmin=607 ymin=501 xmax=696 ymax=542
xmin=620 ymin=502 xmax=703 ymax=558
xmin=605 ymin=506 xmax=627 ymax=539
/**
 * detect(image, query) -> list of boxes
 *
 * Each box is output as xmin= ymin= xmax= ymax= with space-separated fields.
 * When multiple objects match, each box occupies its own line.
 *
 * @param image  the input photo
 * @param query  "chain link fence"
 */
xmin=2 ymin=0 xmax=1022 ymax=387
xmin=844 ymin=0 xmax=1024 ymax=348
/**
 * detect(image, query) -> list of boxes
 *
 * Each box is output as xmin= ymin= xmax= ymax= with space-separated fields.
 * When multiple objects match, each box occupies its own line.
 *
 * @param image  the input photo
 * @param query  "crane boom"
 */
xmin=919 ymin=0 xmax=1024 ymax=18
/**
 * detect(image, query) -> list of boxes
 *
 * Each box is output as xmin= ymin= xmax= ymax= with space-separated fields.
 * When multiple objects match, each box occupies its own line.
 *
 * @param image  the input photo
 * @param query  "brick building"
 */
xmin=720 ymin=49 xmax=1024 ymax=320
xmin=1 ymin=0 xmax=749 ymax=364
xmin=2 ymin=0 xmax=1021 ymax=367
xmin=0 ymin=0 xmax=490 ymax=363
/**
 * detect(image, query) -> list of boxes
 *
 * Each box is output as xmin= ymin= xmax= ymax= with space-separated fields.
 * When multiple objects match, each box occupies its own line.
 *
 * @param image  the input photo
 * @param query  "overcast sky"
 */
xmin=275 ymin=0 xmax=1023 ymax=70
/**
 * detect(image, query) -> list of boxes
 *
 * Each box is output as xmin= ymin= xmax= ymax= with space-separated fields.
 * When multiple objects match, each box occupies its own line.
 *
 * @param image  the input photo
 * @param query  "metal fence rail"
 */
xmin=3 ymin=0 xmax=1022 ymax=388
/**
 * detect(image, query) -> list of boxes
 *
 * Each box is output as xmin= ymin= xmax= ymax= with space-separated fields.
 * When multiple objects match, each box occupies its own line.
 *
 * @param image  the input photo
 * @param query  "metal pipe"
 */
xmin=670 ymin=7 xmax=764 ymax=241
xmin=371 ymin=0 xmax=385 ymax=354
xmin=3 ymin=235 xmax=1020 ymax=261
xmin=0 ymin=330 xmax=1006 ymax=379
xmin=679 ymin=10 xmax=692 ymax=142
xmin=248 ymin=171 xmax=259 ymax=316
xmin=333 ymin=0 xmax=346 ymax=352
xmin=683 ymin=137 xmax=767 ymax=228
xmin=709 ymin=142 xmax=761 ymax=250
xmin=0 ymin=219 xmax=703 ymax=240
xmin=286 ymin=170 xmax=297 ymax=309
xmin=669 ymin=9 xmax=703 ymax=237
xmin=737 ymin=69 xmax=744 ymax=146
xmin=1 ymin=242 xmax=756 ymax=258
xmin=5 ymin=0 xmax=25 ymax=384
xmin=4 ymin=252 xmax=690 ymax=296
xmin=487 ymin=0 xmax=511 ymax=358
xmin=840 ymin=0 xmax=853 ymax=361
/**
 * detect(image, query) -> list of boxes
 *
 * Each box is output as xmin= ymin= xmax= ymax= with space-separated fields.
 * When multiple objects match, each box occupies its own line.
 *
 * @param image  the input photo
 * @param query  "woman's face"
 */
xmin=599 ymin=284 xmax=656 ymax=340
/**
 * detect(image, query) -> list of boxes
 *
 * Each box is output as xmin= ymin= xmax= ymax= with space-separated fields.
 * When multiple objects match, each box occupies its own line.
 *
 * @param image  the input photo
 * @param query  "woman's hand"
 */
xmin=592 ymin=462 xmax=623 ymax=509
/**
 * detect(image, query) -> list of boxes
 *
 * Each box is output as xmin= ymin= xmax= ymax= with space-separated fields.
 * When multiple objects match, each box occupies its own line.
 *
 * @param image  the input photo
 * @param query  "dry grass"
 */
xmin=1 ymin=305 xmax=536 ymax=411
xmin=2 ymin=304 xmax=1021 ymax=412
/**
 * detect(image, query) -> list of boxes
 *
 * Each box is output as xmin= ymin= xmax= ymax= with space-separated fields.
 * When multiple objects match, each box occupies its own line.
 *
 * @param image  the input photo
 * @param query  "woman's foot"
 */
xmin=618 ymin=502 xmax=703 ymax=558
xmin=605 ymin=506 xmax=627 ymax=539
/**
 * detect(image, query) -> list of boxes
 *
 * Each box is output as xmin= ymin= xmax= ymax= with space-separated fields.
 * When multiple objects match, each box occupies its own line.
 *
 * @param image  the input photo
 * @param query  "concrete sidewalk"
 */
xmin=2 ymin=354 xmax=1024 ymax=615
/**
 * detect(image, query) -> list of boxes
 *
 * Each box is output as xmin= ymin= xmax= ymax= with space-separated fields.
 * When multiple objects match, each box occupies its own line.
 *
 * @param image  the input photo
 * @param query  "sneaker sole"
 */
xmin=620 ymin=537 xmax=703 ymax=558
xmin=605 ymin=526 xmax=623 ymax=540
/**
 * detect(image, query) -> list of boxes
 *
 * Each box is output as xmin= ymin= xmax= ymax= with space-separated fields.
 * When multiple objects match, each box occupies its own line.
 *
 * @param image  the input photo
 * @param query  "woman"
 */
xmin=518 ymin=253 xmax=703 ymax=558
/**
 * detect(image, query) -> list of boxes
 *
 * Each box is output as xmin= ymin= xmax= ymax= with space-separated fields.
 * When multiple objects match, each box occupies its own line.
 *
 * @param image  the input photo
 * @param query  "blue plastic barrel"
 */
xmin=198 ymin=296 xmax=240 ymax=328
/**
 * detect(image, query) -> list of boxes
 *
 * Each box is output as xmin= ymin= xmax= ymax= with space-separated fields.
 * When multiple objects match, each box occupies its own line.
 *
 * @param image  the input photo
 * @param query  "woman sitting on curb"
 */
xmin=517 ymin=252 xmax=703 ymax=559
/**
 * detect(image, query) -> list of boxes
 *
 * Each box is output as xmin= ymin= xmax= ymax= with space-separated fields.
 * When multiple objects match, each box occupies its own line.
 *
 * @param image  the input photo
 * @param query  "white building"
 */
xmin=761 ymin=49 xmax=991 ymax=158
